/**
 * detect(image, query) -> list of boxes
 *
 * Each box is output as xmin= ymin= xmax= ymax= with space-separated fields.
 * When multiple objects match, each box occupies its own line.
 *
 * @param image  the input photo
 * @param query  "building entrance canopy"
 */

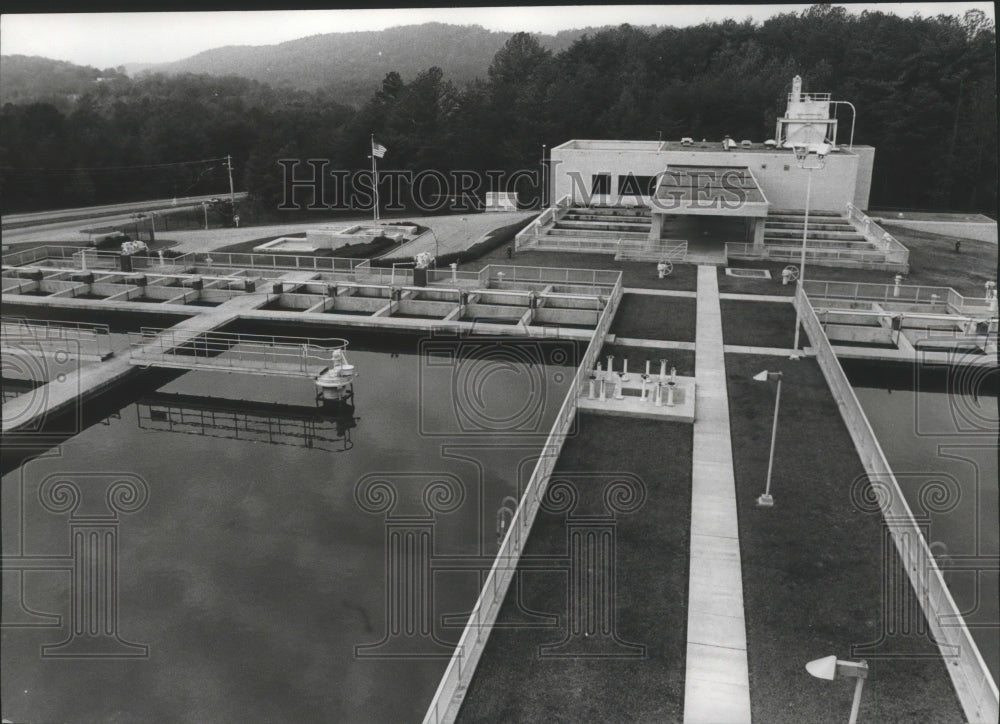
xmin=652 ymin=165 xmax=770 ymax=218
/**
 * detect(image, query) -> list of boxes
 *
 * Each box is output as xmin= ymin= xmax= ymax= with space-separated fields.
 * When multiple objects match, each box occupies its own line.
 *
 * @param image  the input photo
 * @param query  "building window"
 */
xmin=591 ymin=173 xmax=611 ymax=195
xmin=618 ymin=174 xmax=657 ymax=196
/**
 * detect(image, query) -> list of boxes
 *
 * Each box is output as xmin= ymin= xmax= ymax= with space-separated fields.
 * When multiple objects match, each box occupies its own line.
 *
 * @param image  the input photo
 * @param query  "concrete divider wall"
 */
xmin=796 ymin=286 xmax=999 ymax=723
xmin=533 ymin=307 xmax=600 ymax=326
xmin=422 ymin=273 xmax=623 ymax=724
xmin=876 ymin=218 xmax=998 ymax=243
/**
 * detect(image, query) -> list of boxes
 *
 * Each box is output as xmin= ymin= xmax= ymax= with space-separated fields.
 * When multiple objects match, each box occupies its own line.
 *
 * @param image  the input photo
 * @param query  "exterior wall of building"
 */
xmin=852 ymin=146 xmax=876 ymax=210
xmin=550 ymin=144 xmax=873 ymax=213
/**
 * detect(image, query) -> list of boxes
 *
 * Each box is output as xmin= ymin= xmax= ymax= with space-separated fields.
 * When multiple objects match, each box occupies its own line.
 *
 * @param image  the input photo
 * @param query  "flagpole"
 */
xmin=371 ymin=134 xmax=380 ymax=223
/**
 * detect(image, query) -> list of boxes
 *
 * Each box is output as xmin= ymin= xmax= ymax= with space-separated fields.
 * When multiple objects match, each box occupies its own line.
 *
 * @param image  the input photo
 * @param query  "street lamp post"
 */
xmin=806 ymin=655 xmax=869 ymax=724
xmin=540 ymin=144 xmax=547 ymax=209
xmin=791 ymin=143 xmax=828 ymax=359
xmin=202 ymin=202 xmax=209 ymax=230
xmin=753 ymin=369 xmax=783 ymax=507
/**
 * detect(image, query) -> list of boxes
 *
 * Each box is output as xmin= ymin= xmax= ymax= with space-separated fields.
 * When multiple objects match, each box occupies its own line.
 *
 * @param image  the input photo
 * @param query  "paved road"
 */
xmin=159 ymin=211 xmax=536 ymax=256
xmin=2 ymin=192 xmax=247 ymax=229
xmin=1 ymin=210 xmax=538 ymax=260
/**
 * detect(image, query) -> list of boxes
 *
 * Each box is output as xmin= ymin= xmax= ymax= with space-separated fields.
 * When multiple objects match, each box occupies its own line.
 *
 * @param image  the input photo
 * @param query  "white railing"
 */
xmin=846 ymin=203 xmax=910 ymax=265
xmin=147 ymin=251 xmax=364 ymax=273
xmin=796 ymin=285 xmax=999 ymax=724
xmin=422 ymin=273 xmax=624 ymax=724
xmin=515 ymin=195 xmax=573 ymax=250
xmin=482 ymin=264 xmax=621 ymax=287
xmin=2 ymin=246 xmax=367 ymax=275
xmin=1 ymin=316 xmax=112 ymax=358
xmin=2 ymin=245 xmax=56 ymax=266
xmin=526 ymin=236 xmax=623 ymax=254
xmin=6 ymin=246 xmax=113 ymax=269
xmin=803 ymin=280 xmax=991 ymax=316
xmin=727 ymin=242 xmax=908 ymax=270
xmin=615 ymin=240 xmax=687 ymax=262
xmin=128 ymin=328 xmax=347 ymax=377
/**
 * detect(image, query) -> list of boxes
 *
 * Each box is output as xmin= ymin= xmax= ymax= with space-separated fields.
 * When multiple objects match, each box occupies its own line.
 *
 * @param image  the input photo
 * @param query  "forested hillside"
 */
xmin=141 ymin=23 xmax=598 ymax=106
xmin=0 ymin=56 xmax=128 ymax=112
xmin=1 ymin=7 xmax=995 ymax=216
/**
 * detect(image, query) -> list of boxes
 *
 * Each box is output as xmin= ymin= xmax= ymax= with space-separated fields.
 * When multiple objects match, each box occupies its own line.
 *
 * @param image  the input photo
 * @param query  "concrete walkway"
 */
xmin=718 ymin=292 xmax=794 ymax=302
xmin=1 ymin=292 xmax=273 ymax=433
xmin=611 ymin=337 xmax=696 ymax=351
xmin=724 ymin=344 xmax=810 ymax=356
xmin=624 ymin=287 xmax=698 ymax=298
xmin=683 ymin=266 xmax=751 ymax=723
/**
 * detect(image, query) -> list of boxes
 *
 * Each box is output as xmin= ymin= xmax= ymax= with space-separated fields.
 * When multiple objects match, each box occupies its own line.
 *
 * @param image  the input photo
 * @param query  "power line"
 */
xmin=0 ymin=157 xmax=227 ymax=174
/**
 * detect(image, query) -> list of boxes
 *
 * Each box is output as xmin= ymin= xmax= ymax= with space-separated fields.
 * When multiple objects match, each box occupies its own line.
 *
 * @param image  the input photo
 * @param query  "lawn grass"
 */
xmin=377 ymin=217 xmax=535 ymax=267
xmin=457 ymin=414 xmax=692 ymax=722
xmin=715 ymin=226 xmax=997 ymax=299
xmin=882 ymin=224 xmax=997 ymax=296
xmin=725 ymin=353 xmax=965 ymax=723
xmin=470 ymin=249 xmax=700 ymax=291
xmin=721 ymin=299 xmax=802 ymax=349
xmin=610 ymin=293 xmax=697 ymax=342
xmin=716 ymin=224 xmax=997 ymax=299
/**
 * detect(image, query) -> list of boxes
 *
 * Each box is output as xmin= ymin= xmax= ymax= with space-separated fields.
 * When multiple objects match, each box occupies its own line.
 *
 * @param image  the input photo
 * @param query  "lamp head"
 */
xmin=753 ymin=370 xmax=783 ymax=382
xmin=806 ymin=655 xmax=838 ymax=680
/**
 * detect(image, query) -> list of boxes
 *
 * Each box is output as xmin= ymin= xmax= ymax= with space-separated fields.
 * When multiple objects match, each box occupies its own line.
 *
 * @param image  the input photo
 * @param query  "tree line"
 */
xmin=1 ymin=6 xmax=995 ymax=217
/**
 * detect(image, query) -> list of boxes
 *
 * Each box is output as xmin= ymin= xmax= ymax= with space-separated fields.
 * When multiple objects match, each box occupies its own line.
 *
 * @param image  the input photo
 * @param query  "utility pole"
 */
xmin=225 ymin=154 xmax=236 ymax=213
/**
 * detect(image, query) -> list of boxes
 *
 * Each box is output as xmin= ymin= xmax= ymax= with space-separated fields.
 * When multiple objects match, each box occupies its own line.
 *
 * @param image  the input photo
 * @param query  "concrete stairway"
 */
xmin=762 ymin=209 xmax=885 ymax=262
xmin=525 ymin=205 xmax=654 ymax=253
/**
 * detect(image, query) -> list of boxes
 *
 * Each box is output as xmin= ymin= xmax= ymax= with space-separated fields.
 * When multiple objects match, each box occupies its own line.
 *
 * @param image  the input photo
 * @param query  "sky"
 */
xmin=0 ymin=3 xmax=994 ymax=70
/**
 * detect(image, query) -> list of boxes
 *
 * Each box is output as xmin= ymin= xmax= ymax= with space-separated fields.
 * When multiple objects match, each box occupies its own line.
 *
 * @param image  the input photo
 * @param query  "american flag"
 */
xmin=372 ymin=141 xmax=387 ymax=158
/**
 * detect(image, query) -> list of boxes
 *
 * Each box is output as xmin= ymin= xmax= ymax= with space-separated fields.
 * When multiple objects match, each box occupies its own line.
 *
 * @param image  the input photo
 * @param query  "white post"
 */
xmin=758 ymin=375 xmax=782 ymax=507
xmin=791 ymin=168 xmax=812 ymax=359
xmin=371 ymin=136 xmax=380 ymax=223
xmin=848 ymin=676 xmax=865 ymax=724
xmin=622 ymin=358 xmax=629 ymax=381
xmin=659 ymin=358 xmax=667 ymax=380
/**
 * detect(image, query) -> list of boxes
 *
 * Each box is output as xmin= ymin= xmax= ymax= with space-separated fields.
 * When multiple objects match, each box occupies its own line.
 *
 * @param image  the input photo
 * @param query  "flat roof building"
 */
xmin=524 ymin=78 xmax=905 ymax=270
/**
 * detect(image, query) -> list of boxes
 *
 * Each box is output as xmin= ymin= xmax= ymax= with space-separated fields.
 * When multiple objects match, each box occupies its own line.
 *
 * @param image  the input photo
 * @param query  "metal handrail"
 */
xmin=2 ymin=316 xmax=112 ymax=357
xmin=422 ymin=272 xmax=623 ymax=723
xmin=128 ymin=328 xmax=349 ymax=372
xmin=795 ymin=286 xmax=998 ymax=723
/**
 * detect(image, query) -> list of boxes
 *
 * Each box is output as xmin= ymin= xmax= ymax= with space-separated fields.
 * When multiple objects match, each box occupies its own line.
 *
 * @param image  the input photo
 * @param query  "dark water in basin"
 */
xmin=846 ymin=361 xmax=998 ymax=685
xmin=1 ymin=327 xmax=578 ymax=723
